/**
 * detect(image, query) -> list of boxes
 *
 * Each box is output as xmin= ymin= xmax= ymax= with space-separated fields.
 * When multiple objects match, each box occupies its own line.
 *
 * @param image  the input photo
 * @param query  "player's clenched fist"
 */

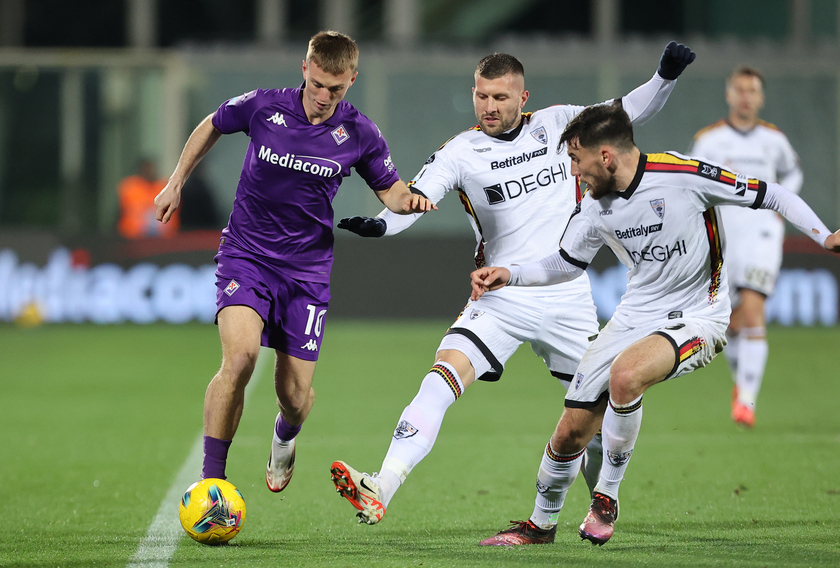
xmin=154 ymin=182 xmax=181 ymax=224
xmin=470 ymin=266 xmax=511 ymax=301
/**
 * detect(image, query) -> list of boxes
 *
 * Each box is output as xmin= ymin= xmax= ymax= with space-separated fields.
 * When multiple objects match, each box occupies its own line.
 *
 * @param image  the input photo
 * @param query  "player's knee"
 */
xmin=219 ymin=350 xmax=259 ymax=387
xmin=277 ymin=384 xmax=313 ymax=416
xmin=551 ymin=417 xmax=594 ymax=453
xmin=608 ymin=362 xmax=643 ymax=402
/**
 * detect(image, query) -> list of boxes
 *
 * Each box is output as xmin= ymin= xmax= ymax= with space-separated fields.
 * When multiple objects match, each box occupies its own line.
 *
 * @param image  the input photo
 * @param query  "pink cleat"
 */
xmin=479 ymin=520 xmax=556 ymax=546
xmin=579 ymin=492 xmax=618 ymax=545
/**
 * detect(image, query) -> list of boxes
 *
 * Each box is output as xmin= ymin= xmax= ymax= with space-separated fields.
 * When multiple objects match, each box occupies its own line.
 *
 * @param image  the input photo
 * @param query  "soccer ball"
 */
xmin=179 ymin=478 xmax=246 ymax=545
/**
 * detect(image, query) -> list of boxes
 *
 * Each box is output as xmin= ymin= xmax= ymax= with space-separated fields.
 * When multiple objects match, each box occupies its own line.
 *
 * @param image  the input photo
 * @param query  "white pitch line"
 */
xmin=127 ymin=348 xmax=272 ymax=568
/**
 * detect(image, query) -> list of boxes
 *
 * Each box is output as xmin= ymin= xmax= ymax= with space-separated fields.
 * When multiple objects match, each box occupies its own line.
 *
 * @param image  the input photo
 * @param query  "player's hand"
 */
xmin=154 ymin=181 xmax=181 ymax=224
xmin=657 ymin=41 xmax=696 ymax=80
xmin=337 ymin=216 xmax=387 ymax=238
xmin=470 ymin=266 xmax=511 ymax=301
xmin=401 ymin=192 xmax=437 ymax=214
xmin=824 ymin=229 xmax=840 ymax=253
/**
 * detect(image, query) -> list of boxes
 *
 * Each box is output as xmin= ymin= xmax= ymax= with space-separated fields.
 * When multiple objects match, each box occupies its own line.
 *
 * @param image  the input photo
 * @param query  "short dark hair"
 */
xmin=306 ymin=30 xmax=359 ymax=75
xmin=475 ymin=53 xmax=525 ymax=81
xmin=727 ymin=66 xmax=764 ymax=88
xmin=559 ymin=101 xmax=635 ymax=152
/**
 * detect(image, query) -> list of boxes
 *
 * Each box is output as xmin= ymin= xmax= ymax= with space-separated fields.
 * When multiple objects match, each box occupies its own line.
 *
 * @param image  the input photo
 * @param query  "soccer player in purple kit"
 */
xmin=154 ymin=31 xmax=434 ymax=493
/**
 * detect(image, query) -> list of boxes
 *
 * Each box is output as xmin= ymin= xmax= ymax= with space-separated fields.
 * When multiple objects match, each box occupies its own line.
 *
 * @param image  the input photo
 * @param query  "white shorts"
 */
xmin=565 ymin=316 xmax=727 ymax=408
xmin=720 ymin=206 xmax=785 ymax=299
xmin=437 ymin=277 xmax=600 ymax=385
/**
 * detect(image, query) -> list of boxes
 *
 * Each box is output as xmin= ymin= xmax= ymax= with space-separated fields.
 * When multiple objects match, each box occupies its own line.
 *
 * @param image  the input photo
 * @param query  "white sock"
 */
xmin=581 ymin=431 xmax=603 ymax=496
xmin=736 ymin=326 xmax=767 ymax=409
xmin=378 ymin=362 xmax=463 ymax=507
xmin=724 ymin=330 xmax=740 ymax=378
xmin=595 ymin=395 xmax=643 ymax=501
xmin=530 ymin=442 xmax=584 ymax=529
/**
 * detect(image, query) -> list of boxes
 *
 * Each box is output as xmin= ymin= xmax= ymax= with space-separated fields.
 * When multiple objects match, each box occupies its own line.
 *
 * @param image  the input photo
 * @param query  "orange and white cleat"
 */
xmin=330 ymin=460 xmax=386 ymax=525
xmin=731 ymin=401 xmax=756 ymax=428
xmin=266 ymin=436 xmax=296 ymax=492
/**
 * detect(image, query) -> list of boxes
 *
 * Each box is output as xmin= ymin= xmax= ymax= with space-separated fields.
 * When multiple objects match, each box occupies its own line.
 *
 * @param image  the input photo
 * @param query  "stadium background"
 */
xmin=0 ymin=0 xmax=838 ymax=324
xmin=2 ymin=3 xmax=840 ymax=568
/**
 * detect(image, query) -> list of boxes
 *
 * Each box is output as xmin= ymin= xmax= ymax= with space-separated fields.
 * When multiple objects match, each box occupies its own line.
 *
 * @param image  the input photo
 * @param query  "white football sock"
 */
xmin=581 ymin=431 xmax=603 ymax=496
xmin=378 ymin=362 xmax=463 ymax=507
xmin=736 ymin=326 xmax=767 ymax=409
xmin=724 ymin=330 xmax=740 ymax=378
xmin=595 ymin=395 xmax=643 ymax=501
xmin=530 ymin=442 xmax=584 ymax=529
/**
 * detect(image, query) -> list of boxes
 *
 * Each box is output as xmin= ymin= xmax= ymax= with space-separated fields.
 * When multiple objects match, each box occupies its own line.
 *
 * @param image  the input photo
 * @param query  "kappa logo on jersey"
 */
xmin=701 ymin=164 xmax=719 ymax=179
xmin=650 ymin=198 xmax=665 ymax=219
xmin=331 ymin=124 xmax=350 ymax=145
xmin=470 ymin=309 xmax=484 ymax=320
xmin=393 ymin=420 xmax=419 ymax=440
xmin=300 ymin=339 xmax=319 ymax=351
xmin=266 ymin=112 xmax=288 ymax=127
xmin=490 ymin=147 xmax=547 ymax=170
xmin=224 ymin=280 xmax=240 ymax=296
xmin=530 ymin=126 xmax=548 ymax=145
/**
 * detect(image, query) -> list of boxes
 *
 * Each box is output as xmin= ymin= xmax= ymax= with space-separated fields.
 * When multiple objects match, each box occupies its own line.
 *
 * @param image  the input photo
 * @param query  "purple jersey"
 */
xmin=212 ymin=85 xmax=400 ymax=282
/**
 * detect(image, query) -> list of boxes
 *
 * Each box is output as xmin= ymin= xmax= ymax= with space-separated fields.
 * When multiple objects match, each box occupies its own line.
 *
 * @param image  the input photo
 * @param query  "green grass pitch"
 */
xmin=1 ymin=321 xmax=838 ymax=567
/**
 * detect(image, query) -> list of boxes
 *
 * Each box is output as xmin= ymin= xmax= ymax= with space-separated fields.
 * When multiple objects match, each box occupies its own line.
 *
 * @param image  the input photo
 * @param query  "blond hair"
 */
xmin=306 ymin=31 xmax=359 ymax=75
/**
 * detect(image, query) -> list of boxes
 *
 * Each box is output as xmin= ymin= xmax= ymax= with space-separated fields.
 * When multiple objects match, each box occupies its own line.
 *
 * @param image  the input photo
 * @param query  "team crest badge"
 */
xmin=470 ymin=309 xmax=484 ymax=320
xmin=607 ymin=449 xmax=633 ymax=467
xmin=393 ymin=420 xmax=419 ymax=439
xmin=331 ymin=124 xmax=350 ymax=145
xmin=530 ymin=126 xmax=548 ymax=145
xmin=224 ymin=280 xmax=240 ymax=296
xmin=650 ymin=198 xmax=665 ymax=219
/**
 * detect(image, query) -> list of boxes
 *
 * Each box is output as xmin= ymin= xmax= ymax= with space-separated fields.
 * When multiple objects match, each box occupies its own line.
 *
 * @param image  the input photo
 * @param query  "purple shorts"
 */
xmin=214 ymin=251 xmax=330 ymax=361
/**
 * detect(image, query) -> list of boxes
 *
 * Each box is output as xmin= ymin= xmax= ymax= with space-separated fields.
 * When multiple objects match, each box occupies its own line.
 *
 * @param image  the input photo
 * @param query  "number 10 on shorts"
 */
xmin=304 ymin=304 xmax=327 ymax=337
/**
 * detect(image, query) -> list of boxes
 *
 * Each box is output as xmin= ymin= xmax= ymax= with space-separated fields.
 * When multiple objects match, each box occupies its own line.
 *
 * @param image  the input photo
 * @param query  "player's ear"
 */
xmin=600 ymin=147 xmax=613 ymax=168
xmin=301 ymin=60 xmax=308 ymax=80
xmin=520 ymin=89 xmax=529 ymax=109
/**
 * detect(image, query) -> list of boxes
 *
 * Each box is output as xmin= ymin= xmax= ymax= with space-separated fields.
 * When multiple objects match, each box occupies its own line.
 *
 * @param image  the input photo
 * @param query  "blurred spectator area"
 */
xmin=0 ymin=0 xmax=838 ymax=241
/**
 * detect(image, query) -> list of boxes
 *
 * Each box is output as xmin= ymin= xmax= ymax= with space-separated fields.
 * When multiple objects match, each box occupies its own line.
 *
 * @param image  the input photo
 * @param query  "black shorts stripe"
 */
xmin=652 ymin=330 xmax=680 ymax=379
xmin=564 ymin=389 xmax=609 ymax=409
xmin=445 ymin=327 xmax=503 ymax=381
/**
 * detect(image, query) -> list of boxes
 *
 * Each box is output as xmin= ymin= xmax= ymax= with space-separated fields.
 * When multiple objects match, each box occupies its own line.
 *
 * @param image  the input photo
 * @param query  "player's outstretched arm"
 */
xmin=755 ymin=182 xmax=840 ymax=255
xmin=470 ymin=267 xmax=511 ymax=301
xmin=620 ymin=41 xmax=695 ymax=126
xmin=155 ymin=114 xmax=222 ymax=224
xmin=376 ymin=180 xmax=437 ymax=215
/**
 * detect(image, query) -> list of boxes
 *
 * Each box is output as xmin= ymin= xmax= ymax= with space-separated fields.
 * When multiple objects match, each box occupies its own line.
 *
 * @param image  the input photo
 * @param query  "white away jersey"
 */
xmin=408 ymin=106 xmax=586 ymax=269
xmin=560 ymin=152 xmax=769 ymax=328
xmin=689 ymin=119 xmax=802 ymax=245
